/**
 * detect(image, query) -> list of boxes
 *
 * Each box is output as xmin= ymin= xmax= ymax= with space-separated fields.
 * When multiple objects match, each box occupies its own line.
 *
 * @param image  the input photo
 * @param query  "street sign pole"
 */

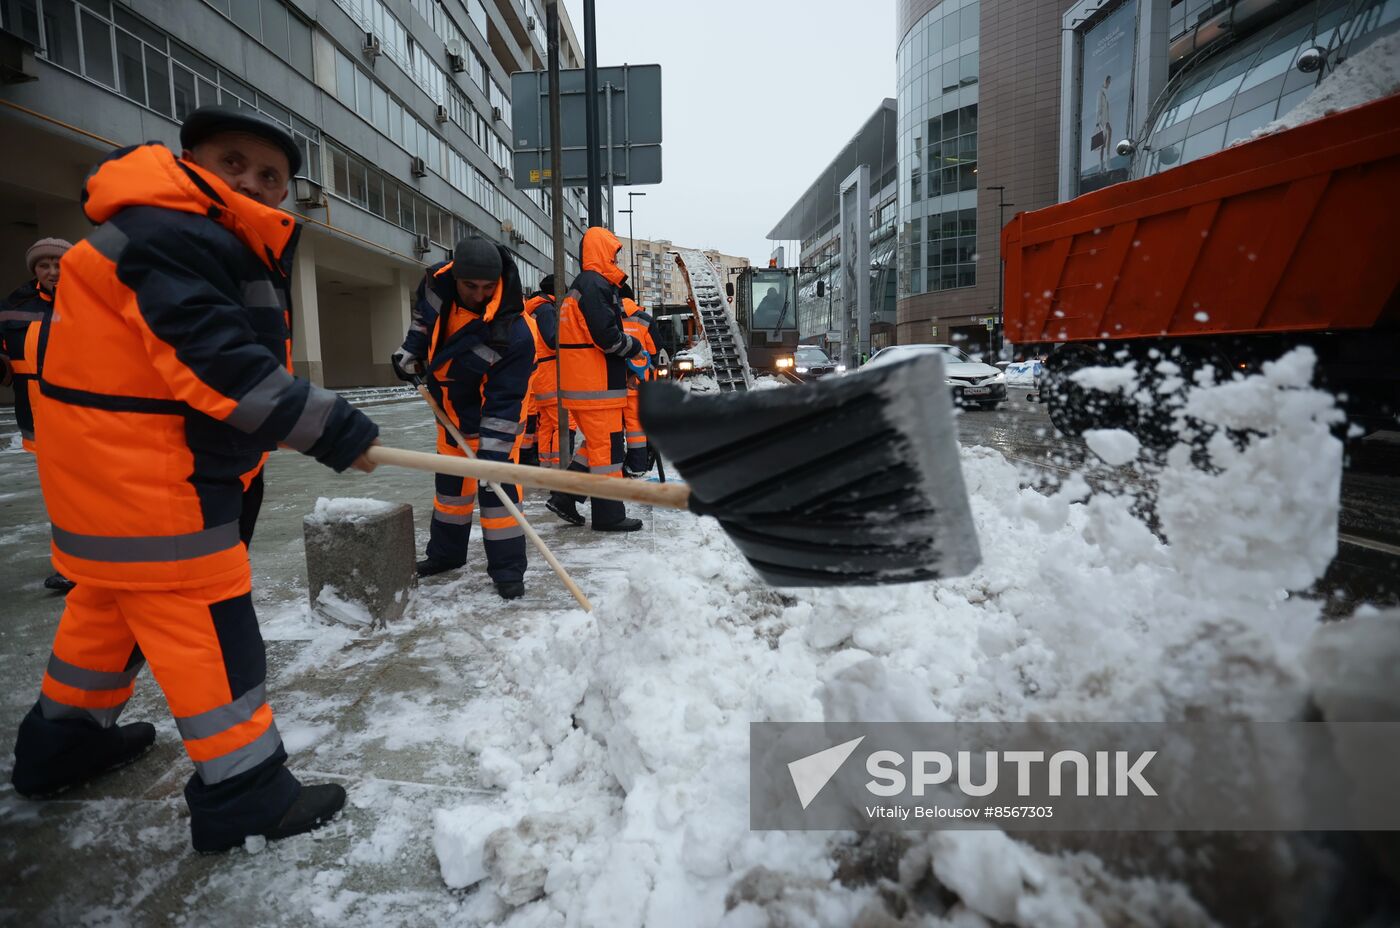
xmin=583 ymin=0 xmax=601 ymax=226
xmin=605 ymin=82 xmax=616 ymax=229
xmin=547 ymin=2 xmax=570 ymax=466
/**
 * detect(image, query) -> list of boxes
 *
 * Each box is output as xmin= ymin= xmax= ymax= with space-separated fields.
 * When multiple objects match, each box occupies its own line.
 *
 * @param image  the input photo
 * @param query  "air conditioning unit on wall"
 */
xmin=434 ymin=104 xmax=449 ymax=123
xmin=414 ymin=233 xmax=431 ymax=255
xmin=410 ymin=155 xmax=427 ymax=177
xmin=448 ymin=52 xmax=466 ymax=73
xmin=491 ymin=105 xmax=502 ymax=122
xmin=362 ymin=32 xmax=381 ymax=59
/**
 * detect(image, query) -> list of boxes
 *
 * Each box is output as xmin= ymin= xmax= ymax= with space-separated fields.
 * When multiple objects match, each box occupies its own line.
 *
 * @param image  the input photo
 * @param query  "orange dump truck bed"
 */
xmin=1002 ymin=92 xmax=1400 ymax=346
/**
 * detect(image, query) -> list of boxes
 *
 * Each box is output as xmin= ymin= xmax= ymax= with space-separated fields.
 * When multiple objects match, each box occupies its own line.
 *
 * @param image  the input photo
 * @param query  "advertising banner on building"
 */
xmin=1078 ymin=0 xmax=1138 ymax=194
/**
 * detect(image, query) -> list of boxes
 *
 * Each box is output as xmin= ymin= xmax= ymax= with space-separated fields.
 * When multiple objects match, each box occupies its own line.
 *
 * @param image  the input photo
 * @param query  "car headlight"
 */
xmin=989 ymin=372 xmax=1005 ymax=384
xmin=677 ymin=360 xmax=694 ymax=371
xmin=776 ymin=357 xmax=795 ymax=369
xmin=795 ymin=366 xmax=809 ymax=373
xmin=945 ymin=379 xmax=959 ymax=387
xmin=656 ymin=367 xmax=669 ymax=377
xmin=835 ymin=364 xmax=846 ymax=373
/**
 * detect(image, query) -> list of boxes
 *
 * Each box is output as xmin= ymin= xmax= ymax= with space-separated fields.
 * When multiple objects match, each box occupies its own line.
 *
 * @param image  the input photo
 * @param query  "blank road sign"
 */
xmin=511 ymin=63 xmax=662 ymax=189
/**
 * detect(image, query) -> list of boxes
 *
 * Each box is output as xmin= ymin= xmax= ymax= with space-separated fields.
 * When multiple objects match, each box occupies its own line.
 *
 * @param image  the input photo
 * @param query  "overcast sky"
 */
xmin=559 ymin=0 xmax=896 ymax=263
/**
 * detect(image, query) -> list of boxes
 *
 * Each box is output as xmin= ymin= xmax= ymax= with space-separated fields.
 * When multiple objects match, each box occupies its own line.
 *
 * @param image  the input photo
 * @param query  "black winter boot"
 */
xmin=546 ymin=493 xmax=585 ymax=526
xmin=262 ymin=783 xmax=347 ymax=842
xmin=43 ymin=572 xmax=76 ymax=593
xmin=495 ymin=581 xmax=525 ymax=600
xmin=192 ymin=781 xmax=346 ymax=854
xmin=416 ymin=557 xmax=465 ymax=578
xmin=11 ymin=707 xmax=155 ymax=799
xmin=593 ymin=517 xmax=643 ymax=533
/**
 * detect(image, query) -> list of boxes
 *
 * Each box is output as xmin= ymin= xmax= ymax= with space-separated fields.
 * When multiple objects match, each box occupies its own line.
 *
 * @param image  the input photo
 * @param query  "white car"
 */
xmin=864 ymin=344 xmax=1008 ymax=409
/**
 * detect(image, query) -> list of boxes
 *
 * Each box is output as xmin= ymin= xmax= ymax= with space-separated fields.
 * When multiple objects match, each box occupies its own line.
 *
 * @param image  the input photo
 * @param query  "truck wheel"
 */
xmin=1041 ymin=343 xmax=1127 ymax=438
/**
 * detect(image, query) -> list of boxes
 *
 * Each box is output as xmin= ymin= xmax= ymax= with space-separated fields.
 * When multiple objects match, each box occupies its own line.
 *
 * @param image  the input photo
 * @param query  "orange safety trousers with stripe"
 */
xmin=38 ymin=560 xmax=285 ymax=788
xmin=428 ymin=390 xmax=527 ymax=581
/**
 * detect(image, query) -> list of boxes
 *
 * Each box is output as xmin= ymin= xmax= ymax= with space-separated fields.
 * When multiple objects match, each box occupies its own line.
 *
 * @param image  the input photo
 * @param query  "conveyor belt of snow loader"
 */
xmin=673 ymin=249 xmax=753 ymax=393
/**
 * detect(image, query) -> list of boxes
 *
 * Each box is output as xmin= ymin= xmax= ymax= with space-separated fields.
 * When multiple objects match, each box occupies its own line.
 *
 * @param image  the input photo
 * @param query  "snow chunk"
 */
xmin=306 ymin=496 xmax=399 ymax=525
xmin=1083 ymin=428 xmax=1141 ymax=466
xmin=1070 ymin=365 xmax=1137 ymax=394
xmin=314 ymin=584 xmax=374 ymax=628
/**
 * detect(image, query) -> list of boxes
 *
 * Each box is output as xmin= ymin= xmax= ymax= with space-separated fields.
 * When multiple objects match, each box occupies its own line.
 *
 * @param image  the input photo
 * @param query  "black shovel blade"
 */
xmin=639 ymin=352 xmax=980 ymax=587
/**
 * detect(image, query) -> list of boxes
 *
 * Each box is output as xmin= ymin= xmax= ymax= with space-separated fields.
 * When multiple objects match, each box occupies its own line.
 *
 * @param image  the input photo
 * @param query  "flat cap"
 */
xmin=180 ymin=105 xmax=302 ymax=176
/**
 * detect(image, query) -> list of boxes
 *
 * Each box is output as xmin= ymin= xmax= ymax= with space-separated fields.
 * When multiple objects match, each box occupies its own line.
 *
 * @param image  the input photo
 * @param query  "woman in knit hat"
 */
xmin=2 ymin=236 xmax=74 ymax=591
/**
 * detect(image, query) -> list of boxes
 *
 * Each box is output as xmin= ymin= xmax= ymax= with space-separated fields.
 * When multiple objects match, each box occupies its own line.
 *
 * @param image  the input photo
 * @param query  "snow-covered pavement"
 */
xmin=0 ymin=351 xmax=1391 ymax=926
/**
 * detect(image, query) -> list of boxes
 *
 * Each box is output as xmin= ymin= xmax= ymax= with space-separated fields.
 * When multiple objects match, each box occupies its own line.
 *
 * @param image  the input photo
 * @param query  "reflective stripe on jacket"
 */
xmin=38 ymin=144 xmax=378 ymax=589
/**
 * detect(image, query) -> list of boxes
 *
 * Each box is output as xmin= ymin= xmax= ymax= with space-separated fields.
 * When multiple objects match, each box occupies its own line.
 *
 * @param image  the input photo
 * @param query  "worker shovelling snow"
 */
xmin=5 ymin=107 xmax=979 ymax=856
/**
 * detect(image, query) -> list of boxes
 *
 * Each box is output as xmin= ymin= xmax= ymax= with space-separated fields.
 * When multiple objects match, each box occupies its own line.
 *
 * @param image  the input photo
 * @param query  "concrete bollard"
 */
xmin=303 ymin=498 xmax=417 ymax=629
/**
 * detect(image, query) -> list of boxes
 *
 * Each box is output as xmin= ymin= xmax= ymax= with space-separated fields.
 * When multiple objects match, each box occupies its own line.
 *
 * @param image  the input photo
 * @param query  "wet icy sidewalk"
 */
xmin=0 ymin=397 xmax=657 ymax=926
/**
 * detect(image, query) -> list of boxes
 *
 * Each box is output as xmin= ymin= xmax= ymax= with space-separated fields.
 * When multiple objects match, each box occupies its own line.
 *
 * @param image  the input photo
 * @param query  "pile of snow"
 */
xmin=306 ymin=496 xmax=399 ymax=525
xmin=1250 ymin=29 xmax=1400 ymax=140
xmin=684 ymin=338 xmax=713 ymax=369
xmin=427 ymin=349 xmax=1345 ymax=925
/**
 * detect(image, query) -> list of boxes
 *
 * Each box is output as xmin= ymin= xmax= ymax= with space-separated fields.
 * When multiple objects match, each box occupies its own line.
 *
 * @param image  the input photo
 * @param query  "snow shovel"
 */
xmin=366 ymin=352 xmax=979 ymax=587
xmin=408 ymin=375 xmax=593 ymax=613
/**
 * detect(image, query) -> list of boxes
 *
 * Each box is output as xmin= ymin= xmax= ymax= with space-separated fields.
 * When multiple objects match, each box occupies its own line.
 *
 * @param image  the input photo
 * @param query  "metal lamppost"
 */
xmin=624 ymin=190 xmax=646 ymax=300
xmin=984 ymin=185 xmax=1014 ymax=358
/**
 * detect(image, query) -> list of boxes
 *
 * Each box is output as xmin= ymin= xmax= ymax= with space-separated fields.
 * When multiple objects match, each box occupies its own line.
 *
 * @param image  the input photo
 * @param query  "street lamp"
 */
xmin=984 ymin=185 xmax=1014 ymax=359
xmin=625 ymin=191 xmax=647 ymax=302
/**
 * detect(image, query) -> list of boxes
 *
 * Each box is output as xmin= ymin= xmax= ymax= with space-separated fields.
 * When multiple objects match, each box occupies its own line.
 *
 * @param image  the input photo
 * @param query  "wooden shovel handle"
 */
xmin=366 ymin=445 xmax=693 ymax=509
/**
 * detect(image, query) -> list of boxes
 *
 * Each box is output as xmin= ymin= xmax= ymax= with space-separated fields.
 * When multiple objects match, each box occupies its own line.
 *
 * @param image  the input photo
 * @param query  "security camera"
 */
xmin=1115 ymin=138 xmax=1136 ymax=157
xmin=1296 ymin=46 xmax=1326 ymax=73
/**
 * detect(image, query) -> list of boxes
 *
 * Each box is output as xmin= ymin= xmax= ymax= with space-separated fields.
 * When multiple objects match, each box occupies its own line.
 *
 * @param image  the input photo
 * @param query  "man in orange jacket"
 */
xmin=619 ymin=283 xmax=657 ymax=477
xmin=9 ymin=107 xmax=379 ymax=854
xmin=390 ymin=238 xmax=538 ymax=598
xmin=546 ymin=228 xmax=648 ymax=531
xmin=520 ymin=275 xmax=558 ymax=468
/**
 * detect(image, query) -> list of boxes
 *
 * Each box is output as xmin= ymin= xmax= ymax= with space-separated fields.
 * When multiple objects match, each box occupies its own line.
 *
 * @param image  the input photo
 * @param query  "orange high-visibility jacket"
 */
xmin=621 ymin=297 xmax=658 ymax=388
xmin=524 ymin=292 xmax=557 ymax=404
xmin=405 ymin=257 xmax=539 ymax=461
xmin=38 ymin=144 xmax=378 ymax=589
xmin=557 ymin=227 xmax=636 ymax=410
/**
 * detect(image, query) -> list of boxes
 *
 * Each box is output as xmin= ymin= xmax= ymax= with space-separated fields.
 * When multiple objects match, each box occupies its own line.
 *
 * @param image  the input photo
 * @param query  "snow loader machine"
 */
xmin=1002 ymin=90 xmax=1400 ymax=447
xmin=725 ymin=264 xmax=805 ymax=381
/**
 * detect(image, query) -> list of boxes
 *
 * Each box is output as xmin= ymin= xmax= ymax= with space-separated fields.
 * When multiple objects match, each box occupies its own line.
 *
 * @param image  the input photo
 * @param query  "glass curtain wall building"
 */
xmin=897 ymin=0 xmax=980 ymax=300
xmin=897 ymin=0 xmax=1071 ymax=353
xmin=1137 ymin=0 xmax=1400 ymax=177
xmin=1060 ymin=0 xmax=1399 ymax=201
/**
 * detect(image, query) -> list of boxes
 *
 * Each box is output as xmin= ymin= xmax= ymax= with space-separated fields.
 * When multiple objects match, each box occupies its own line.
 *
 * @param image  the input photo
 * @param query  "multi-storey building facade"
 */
xmin=624 ymin=236 xmax=751 ymax=308
xmin=0 ymin=0 xmax=600 ymax=387
xmin=767 ymin=99 xmax=899 ymax=361
xmin=896 ymin=0 xmax=1073 ymax=355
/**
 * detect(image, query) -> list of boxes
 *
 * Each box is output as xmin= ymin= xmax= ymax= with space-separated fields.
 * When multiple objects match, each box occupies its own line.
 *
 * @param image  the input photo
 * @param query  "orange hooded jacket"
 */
xmin=38 ymin=144 xmax=377 ymax=589
xmin=557 ymin=227 xmax=637 ymax=410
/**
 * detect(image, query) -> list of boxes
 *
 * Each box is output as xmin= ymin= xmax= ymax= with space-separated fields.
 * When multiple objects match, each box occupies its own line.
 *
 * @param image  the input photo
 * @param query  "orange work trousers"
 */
xmin=35 ymin=564 xmax=284 ymax=787
xmin=564 ymin=405 xmax=625 ymax=523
